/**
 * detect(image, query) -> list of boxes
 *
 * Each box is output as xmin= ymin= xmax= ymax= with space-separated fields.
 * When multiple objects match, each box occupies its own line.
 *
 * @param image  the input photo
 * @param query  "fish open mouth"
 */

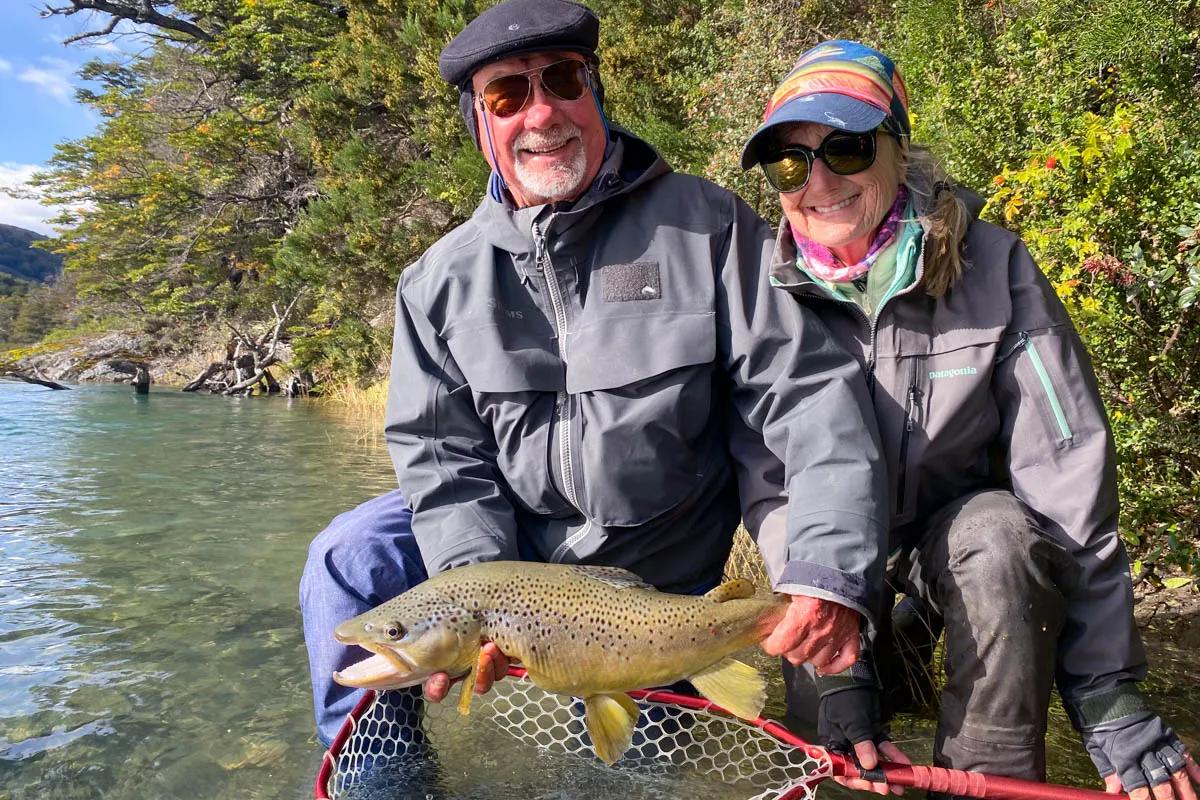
xmin=333 ymin=645 xmax=425 ymax=690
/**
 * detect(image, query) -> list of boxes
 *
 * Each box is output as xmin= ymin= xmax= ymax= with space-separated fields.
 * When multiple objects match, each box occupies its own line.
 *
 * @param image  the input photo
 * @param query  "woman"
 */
xmin=741 ymin=40 xmax=1199 ymax=800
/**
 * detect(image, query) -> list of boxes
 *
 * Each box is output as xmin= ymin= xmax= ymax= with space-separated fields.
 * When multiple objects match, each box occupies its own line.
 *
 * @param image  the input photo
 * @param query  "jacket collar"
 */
xmin=471 ymin=124 xmax=671 ymax=260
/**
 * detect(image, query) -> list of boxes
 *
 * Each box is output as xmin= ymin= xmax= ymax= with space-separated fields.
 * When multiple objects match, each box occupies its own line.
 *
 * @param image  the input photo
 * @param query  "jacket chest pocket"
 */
xmin=443 ymin=323 xmax=570 ymax=515
xmin=887 ymin=338 xmax=1002 ymax=525
xmin=565 ymin=310 xmax=720 ymax=527
xmin=566 ymin=311 xmax=715 ymax=392
xmin=445 ymin=323 xmax=564 ymax=393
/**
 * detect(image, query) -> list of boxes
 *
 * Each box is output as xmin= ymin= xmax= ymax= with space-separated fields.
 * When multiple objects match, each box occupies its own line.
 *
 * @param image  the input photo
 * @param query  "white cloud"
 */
xmin=0 ymin=57 xmax=12 ymax=74
xmin=0 ymin=163 xmax=72 ymax=235
xmin=18 ymin=58 xmax=77 ymax=104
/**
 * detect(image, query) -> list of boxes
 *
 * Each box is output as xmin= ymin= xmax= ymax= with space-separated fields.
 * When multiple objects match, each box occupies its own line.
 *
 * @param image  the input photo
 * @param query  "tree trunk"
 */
xmin=2 ymin=371 xmax=70 ymax=390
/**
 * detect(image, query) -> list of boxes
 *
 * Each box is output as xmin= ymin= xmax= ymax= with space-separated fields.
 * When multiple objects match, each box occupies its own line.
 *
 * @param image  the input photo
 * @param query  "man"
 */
xmin=300 ymin=0 xmax=890 ymax=766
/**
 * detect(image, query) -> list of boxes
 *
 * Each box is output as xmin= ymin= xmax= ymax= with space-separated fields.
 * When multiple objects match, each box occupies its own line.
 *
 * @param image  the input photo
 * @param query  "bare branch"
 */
xmin=41 ymin=0 xmax=215 ymax=43
xmin=63 ymin=14 xmax=120 ymax=44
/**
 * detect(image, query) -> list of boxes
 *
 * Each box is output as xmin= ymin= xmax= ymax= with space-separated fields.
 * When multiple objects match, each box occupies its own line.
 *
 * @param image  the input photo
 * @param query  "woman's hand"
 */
xmin=835 ymin=740 xmax=911 ymax=796
xmin=1100 ymin=747 xmax=1200 ymax=800
xmin=761 ymin=594 xmax=861 ymax=675
xmin=422 ymin=642 xmax=511 ymax=702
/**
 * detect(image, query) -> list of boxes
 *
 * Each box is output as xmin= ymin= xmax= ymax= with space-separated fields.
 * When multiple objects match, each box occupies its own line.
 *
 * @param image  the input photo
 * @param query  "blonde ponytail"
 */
xmin=899 ymin=143 xmax=971 ymax=297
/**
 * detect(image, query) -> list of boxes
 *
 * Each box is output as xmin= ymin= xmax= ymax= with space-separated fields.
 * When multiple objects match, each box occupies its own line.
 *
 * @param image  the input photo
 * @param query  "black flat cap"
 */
xmin=438 ymin=0 xmax=600 ymax=88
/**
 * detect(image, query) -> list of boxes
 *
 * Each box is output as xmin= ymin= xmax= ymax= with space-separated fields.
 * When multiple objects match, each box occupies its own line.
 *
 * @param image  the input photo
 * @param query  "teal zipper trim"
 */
xmin=1023 ymin=335 xmax=1073 ymax=441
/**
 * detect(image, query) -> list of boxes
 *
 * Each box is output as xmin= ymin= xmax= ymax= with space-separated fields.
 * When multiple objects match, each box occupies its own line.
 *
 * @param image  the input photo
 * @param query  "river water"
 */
xmin=0 ymin=382 xmax=395 ymax=799
xmin=1 ymin=381 xmax=1196 ymax=800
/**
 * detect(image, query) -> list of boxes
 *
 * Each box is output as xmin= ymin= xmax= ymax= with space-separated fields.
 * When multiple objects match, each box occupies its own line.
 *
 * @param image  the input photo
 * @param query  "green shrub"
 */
xmin=884 ymin=0 xmax=1200 ymax=572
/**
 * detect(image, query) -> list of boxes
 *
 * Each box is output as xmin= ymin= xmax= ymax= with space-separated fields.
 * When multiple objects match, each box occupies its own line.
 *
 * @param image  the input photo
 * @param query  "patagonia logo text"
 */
xmin=928 ymin=366 xmax=978 ymax=380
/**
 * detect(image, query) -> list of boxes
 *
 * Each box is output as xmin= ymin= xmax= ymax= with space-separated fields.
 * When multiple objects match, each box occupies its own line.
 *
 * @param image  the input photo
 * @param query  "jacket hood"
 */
xmin=471 ymin=124 xmax=671 ymax=256
xmin=769 ymin=184 xmax=984 ymax=294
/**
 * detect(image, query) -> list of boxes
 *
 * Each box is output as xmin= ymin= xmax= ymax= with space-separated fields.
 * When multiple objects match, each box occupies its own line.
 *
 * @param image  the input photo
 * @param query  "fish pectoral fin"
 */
xmin=458 ymin=644 xmax=500 ymax=716
xmin=583 ymin=693 xmax=640 ymax=766
xmin=704 ymin=579 xmax=756 ymax=602
xmin=688 ymin=657 xmax=766 ymax=720
xmin=457 ymin=655 xmax=480 ymax=716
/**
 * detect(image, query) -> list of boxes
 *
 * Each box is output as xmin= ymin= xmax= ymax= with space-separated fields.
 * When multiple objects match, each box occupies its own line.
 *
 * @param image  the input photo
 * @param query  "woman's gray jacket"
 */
xmin=769 ymin=199 xmax=1146 ymax=723
xmin=385 ymin=128 xmax=888 ymax=622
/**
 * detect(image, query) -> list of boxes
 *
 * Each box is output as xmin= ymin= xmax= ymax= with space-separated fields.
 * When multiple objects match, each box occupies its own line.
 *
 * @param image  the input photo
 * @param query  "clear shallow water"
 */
xmin=0 ymin=381 xmax=1196 ymax=800
xmin=0 ymin=382 xmax=395 ymax=799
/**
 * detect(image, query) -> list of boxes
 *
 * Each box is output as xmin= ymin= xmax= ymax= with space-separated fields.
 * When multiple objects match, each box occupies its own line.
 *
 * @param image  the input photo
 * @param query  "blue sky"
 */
xmin=0 ymin=2 xmax=135 ymax=234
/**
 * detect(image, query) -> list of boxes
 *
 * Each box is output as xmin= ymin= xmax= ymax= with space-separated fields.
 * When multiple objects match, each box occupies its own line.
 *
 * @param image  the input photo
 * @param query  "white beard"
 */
xmin=511 ymin=125 xmax=588 ymax=203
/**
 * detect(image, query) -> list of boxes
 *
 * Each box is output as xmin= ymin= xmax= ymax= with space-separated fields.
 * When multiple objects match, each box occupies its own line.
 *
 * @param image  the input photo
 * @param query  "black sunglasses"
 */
xmin=479 ymin=59 xmax=592 ymax=118
xmin=760 ymin=129 xmax=878 ymax=193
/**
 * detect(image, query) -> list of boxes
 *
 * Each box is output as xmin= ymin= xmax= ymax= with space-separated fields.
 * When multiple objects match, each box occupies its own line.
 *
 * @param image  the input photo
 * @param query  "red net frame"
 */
xmin=315 ymin=667 xmax=1125 ymax=800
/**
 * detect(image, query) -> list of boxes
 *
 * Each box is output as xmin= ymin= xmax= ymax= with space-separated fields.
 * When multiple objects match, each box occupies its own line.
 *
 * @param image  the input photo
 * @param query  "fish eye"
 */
xmin=383 ymin=624 xmax=404 ymax=640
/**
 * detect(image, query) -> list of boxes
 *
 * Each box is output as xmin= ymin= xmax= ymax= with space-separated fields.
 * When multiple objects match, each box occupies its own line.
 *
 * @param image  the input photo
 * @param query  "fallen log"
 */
xmin=2 ymin=371 xmax=70 ymax=390
xmin=181 ymin=293 xmax=305 ymax=396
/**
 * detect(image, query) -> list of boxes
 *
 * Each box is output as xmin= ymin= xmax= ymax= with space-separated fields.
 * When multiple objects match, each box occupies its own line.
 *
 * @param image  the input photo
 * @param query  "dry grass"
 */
xmin=723 ymin=525 xmax=769 ymax=586
xmin=319 ymin=379 xmax=389 ymax=444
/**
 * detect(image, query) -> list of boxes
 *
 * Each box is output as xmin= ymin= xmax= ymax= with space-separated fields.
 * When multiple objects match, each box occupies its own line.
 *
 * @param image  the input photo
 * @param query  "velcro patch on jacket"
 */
xmin=602 ymin=261 xmax=661 ymax=302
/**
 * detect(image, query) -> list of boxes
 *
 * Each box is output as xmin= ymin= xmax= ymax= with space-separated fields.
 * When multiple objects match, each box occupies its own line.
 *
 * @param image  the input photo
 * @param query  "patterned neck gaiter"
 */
xmin=793 ymin=185 xmax=909 ymax=284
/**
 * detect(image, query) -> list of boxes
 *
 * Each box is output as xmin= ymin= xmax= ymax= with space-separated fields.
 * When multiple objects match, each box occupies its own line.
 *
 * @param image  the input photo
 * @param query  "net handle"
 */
xmin=313 ymin=666 xmax=1129 ymax=800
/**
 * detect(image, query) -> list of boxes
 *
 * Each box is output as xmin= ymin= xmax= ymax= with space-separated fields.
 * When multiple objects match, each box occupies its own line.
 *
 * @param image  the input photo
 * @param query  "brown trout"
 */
xmin=332 ymin=561 xmax=787 ymax=765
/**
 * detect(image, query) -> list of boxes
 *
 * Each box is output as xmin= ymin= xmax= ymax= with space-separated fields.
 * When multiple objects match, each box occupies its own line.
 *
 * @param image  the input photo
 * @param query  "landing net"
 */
xmin=317 ymin=669 xmax=831 ymax=800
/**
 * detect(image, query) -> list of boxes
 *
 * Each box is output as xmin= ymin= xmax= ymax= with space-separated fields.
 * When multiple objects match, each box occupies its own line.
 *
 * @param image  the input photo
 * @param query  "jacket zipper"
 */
xmin=895 ymin=360 xmax=922 ymax=515
xmin=533 ymin=221 xmax=585 ymax=528
xmin=995 ymin=330 xmax=1029 ymax=365
xmin=784 ymin=242 xmax=926 ymax=511
xmin=996 ymin=331 xmax=1073 ymax=441
xmin=792 ymin=243 xmax=926 ymax=391
xmin=1007 ymin=331 xmax=1073 ymax=442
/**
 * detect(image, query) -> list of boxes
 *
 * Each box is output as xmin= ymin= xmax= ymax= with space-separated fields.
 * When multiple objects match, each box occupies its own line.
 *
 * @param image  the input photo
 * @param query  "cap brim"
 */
xmin=740 ymin=93 xmax=887 ymax=169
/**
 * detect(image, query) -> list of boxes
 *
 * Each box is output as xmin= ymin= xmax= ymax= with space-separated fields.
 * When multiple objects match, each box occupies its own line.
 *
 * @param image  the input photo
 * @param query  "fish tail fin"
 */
xmin=688 ymin=657 xmax=766 ymax=720
xmin=704 ymin=579 xmax=757 ymax=602
xmin=583 ymin=692 xmax=640 ymax=765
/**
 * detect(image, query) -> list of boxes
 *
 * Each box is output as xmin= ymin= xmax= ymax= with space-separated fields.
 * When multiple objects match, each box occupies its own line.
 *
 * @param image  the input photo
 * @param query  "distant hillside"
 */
xmin=0 ymin=224 xmax=62 ymax=284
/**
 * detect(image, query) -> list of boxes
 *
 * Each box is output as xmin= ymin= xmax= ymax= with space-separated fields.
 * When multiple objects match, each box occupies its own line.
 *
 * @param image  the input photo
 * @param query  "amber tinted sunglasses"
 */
xmin=479 ymin=59 xmax=592 ymax=118
xmin=760 ymin=129 xmax=878 ymax=193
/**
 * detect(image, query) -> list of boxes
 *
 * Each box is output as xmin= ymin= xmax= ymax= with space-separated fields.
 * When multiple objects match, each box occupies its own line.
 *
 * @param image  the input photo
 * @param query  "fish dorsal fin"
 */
xmin=583 ymin=692 xmax=641 ymax=765
xmin=568 ymin=565 xmax=656 ymax=591
xmin=704 ymin=578 xmax=756 ymax=602
xmin=687 ymin=657 xmax=766 ymax=720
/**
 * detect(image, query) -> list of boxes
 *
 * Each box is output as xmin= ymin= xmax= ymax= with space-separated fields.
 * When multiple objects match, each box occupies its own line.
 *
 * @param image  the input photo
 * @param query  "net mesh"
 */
xmin=324 ymin=673 xmax=829 ymax=800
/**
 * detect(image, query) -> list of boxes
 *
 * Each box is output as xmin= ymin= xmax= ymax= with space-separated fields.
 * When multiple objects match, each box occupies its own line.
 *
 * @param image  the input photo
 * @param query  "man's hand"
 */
xmin=835 ymin=740 xmax=911 ymax=796
xmin=422 ymin=642 xmax=510 ymax=703
xmin=761 ymin=594 xmax=861 ymax=674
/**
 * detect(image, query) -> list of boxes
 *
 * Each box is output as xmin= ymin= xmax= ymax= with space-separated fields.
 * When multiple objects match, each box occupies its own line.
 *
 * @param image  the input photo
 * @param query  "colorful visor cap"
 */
xmin=741 ymin=40 xmax=910 ymax=170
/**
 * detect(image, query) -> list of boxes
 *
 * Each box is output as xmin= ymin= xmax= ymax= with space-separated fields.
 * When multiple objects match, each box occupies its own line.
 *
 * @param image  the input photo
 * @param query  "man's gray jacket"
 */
xmin=385 ymin=128 xmax=888 ymax=621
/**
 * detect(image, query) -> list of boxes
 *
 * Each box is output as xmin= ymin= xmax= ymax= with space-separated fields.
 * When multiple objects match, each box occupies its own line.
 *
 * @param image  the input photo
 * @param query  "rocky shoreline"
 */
xmin=7 ymin=331 xmax=181 ymax=385
xmin=4 ymin=327 xmax=307 ymax=394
